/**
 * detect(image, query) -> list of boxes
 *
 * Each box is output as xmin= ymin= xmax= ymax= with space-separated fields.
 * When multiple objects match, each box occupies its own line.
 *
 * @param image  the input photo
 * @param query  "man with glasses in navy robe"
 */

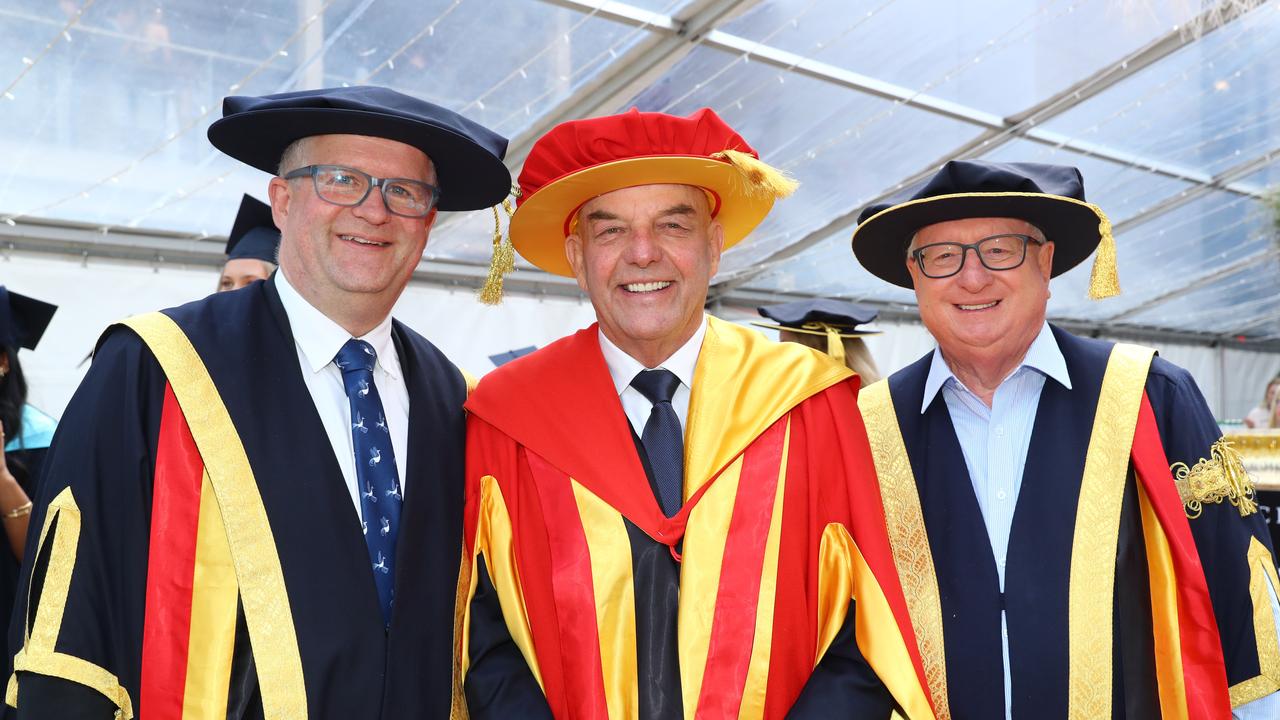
xmin=851 ymin=159 xmax=1280 ymax=719
xmin=7 ymin=87 xmax=510 ymax=719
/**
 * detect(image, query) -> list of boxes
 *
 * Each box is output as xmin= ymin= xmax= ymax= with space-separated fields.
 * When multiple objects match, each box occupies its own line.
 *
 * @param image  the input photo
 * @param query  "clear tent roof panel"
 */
xmin=0 ymin=0 xmax=648 ymax=236
xmin=1038 ymin=2 xmax=1280 ymax=181
xmin=977 ymin=139 xmax=1195 ymax=226
xmin=1119 ymin=259 xmax=1280 ymax=335
xmin=1045 ymin=188 xmax=1274 ymax=322
xmin=626 ymin=44 xmax=983 ymax=277
xmin=715 ymin=0 xmax=1200 ymax=118
xmin=739 ymin=228 xmax=919 ymax=307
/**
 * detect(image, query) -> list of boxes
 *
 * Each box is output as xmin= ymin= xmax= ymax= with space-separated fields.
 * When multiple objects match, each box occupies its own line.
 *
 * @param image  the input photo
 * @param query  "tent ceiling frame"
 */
xmin=428 ymin=0 xmax=759 ymax=238
xmin=695 ymin=0 xmax=1266 ymax=294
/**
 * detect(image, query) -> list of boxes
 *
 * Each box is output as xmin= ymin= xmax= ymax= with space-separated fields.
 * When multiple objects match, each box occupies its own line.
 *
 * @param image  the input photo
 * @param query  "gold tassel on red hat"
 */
xmin=479 ymin=196 xmax=516 ymax=305
xmin=711 ymin=149 xmax=799 ymax=199
xmin=1087 ymin=203 xmax=1120 ymax=300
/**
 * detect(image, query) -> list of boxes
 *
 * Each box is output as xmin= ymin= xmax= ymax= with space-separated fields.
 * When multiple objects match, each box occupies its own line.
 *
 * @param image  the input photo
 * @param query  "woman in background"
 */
xmin=1244 ymin=373 xmax=1280 ymax=429
xmin=0 ymin=286 xmax=58 ymax=635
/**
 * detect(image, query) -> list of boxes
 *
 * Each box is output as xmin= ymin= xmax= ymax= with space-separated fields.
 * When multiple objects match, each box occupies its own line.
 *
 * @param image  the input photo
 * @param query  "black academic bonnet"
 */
xmin=0 ymin=286 xmax=57 ymax=350
xmin=851 ymin=160 xmax=1113 ymax=292
xmin=754 ymin=298 xmax=880 ymax=337
xmin=226 ymin=194 xmax=280 ymax=262
xmin=207 ymin=86 xmax=512 ymax=212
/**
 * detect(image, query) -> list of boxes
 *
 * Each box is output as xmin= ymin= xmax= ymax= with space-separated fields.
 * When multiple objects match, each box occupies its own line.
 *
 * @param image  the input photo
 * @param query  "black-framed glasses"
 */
xmin=282 ymin=165 xmax=440 ymax=218
xmin=911 ymin=233 xmax=1044 ymax=279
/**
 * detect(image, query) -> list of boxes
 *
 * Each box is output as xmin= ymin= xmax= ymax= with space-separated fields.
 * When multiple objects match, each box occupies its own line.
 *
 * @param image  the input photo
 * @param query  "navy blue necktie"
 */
xmin=631 ymin=369 xmax=684 ymax=518
xmin=335 ymin=339 xmax=402 ymax=626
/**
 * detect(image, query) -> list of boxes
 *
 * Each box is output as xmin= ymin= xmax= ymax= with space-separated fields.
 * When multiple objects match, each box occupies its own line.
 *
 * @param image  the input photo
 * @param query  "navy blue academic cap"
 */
xmin=852 ymin=160 xmax=1108 ymax=289
xmin=488 ymin=346 xmax=537 ymax=368
xmin=226 ymin=194 xmax=280 ymax=263
xmin=753 ymin=298 xmax=880 ymax=337
xmin=0 ymin=286 xmax=56 ymax=350
xmin=207 ymin=86 xmax=511 ymax=212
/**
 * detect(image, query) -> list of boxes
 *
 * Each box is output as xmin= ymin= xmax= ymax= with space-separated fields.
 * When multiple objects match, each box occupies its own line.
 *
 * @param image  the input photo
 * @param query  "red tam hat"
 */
xmin=505 ymin=108 xmax=796 ymax=278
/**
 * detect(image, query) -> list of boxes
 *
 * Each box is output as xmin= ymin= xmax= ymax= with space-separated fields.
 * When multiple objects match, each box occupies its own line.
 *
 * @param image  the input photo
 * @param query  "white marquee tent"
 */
xmin=1 ymin=0 xmax=1278 ymax=419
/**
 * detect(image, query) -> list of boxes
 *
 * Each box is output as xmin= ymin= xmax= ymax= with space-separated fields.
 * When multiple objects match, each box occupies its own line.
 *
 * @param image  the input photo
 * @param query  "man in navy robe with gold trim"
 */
xmin=6 ymin=87 xmax=510 ymax=719
xmin=851 ymin=160 xmax=1280 ymax=719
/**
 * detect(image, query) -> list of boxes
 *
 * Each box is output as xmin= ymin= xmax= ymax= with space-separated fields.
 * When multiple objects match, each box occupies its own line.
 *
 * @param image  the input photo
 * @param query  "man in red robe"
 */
xmin=459 ymin=108 xmax=936 ymax=719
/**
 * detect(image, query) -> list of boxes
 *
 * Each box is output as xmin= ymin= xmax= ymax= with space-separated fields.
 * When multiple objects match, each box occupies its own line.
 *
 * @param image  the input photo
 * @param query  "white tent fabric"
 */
xmin=6 ymin=250 xmax=1276 ymax=424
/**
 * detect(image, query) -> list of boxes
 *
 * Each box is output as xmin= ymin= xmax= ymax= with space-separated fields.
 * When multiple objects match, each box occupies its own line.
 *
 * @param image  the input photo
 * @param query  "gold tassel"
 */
xmin=478 ymin=196 xmax=517 ymax=305
xmin=1087 ymin=203 xmax=1120 ymax=300
xmin=802 ymin=321 xmax=846 ymax=366
xmin=711 ymin=148 xmax=799 ymax=199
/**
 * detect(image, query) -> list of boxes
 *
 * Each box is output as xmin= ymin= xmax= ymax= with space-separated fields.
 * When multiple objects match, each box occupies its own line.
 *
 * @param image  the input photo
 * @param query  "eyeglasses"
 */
xmin=282 ymin=165 xmax=440 ymax=218
xmin=910 ymin=233 xmax=1044 ymax=279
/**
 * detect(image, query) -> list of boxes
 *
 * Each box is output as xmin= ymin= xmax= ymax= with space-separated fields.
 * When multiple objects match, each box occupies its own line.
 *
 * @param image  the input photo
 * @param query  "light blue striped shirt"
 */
xmin=924 ymin=322 xmax=1279 ymax=719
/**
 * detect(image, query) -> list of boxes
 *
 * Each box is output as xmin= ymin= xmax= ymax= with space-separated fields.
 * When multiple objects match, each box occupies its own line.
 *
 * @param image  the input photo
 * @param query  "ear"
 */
xmin=1037 ymin=240 xmax=1055 ymax=280
xmin=707 ymin=220 xmax=725 ymax=277
xmin=422 ymin=208 xmax=439 ymax=237
xmin=905 ymin=249 xmax=922 ymax=286
xmin=267 ymin=177 xmax=292 ymax=231
xmin=565 ymin=233 xmax=590 ymax=293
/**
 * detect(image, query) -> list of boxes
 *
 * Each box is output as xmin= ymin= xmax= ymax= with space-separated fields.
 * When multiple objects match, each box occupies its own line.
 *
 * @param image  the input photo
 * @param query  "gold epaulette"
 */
xmin=1172 ymin=437 xmax=1259 ymax=519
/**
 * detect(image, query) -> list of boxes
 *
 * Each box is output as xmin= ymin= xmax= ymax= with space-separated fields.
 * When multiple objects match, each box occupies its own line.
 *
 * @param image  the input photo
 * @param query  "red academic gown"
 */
xmin=460 ymin=317 xmax=935 ymax=720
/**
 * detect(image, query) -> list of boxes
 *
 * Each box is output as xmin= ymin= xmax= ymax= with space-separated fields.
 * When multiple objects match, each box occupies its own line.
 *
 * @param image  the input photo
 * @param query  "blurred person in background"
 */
xmin=217 ymin=194 xmax=279 ymax=292
xmin=1243 ymin=373 xmax=1280 ymax=429
xmin=753 ymin=298 xmax=883 ymax=384
xmin=0 ymin=287 xmax=56 ymax=687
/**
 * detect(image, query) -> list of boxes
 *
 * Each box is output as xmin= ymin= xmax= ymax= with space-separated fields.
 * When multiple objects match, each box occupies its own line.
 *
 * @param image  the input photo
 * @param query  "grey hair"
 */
xmin=277 ymin=138 xmax=310 ymax=177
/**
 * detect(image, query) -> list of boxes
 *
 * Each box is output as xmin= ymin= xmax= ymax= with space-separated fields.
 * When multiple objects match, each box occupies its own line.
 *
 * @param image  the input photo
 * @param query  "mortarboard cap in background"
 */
xmin=226 ymin=194 xmax=280 ymax=263
xmin=0 ymin=286 xmax=57 ymax=350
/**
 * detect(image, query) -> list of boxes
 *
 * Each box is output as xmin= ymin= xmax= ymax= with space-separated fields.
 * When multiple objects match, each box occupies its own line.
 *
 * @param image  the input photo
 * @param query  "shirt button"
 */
xmin=995 ymin=425 xmax=1006 ymax=437
xmin=997 ymin=490 xmax=1007 ymax=501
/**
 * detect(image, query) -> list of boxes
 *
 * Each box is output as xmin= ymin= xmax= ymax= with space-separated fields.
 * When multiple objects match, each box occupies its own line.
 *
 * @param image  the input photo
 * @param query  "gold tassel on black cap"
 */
xmin=1087 ymin=202 xmax=1120 ymax=300
xmin=711 ymin=149 xmax=799 ymax=199
xmin=479 ymin=193 xmax=518 ymax=305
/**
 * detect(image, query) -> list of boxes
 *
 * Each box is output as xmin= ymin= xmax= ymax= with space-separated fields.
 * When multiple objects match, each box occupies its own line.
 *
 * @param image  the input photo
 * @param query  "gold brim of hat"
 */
xmin=748 ymin=321 xmax=881 ymax=338
xmin=509 ymin=155 xmax=776 ymax=277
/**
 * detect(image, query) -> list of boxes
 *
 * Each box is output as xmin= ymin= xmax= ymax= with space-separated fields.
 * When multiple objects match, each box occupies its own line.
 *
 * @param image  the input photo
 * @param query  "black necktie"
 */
xmin=631 ymin=369 xmax=684 ymax=518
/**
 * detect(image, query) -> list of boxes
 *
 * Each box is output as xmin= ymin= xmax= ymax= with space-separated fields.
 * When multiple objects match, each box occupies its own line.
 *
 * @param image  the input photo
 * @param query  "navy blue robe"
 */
xmin=884 ymin=325 xmax=1277 ymax=719
xmin=7 ymin=277 xmax=467 ymax=719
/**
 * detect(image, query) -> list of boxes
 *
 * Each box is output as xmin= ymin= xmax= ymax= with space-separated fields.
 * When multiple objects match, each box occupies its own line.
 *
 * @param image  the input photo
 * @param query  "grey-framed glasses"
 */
xmin=911 ymin=233 xmax=1044 ymax=279
xmin=282 ymin=164 xmax=440 ymax=218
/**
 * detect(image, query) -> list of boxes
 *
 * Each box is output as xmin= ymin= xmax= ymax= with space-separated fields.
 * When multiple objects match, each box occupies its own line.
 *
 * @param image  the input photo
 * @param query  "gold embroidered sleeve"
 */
xmin=1171 ymin=437 xmax=1258 ymax=519
xmin=6 ymin=488 xmax=135 ymax=718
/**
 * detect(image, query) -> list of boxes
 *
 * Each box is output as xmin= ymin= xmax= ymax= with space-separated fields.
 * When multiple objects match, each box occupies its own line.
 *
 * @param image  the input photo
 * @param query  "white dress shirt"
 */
xmin=275 ymin=270 xmax=411 ymax=518
xmin=926 ymin=322 xmax=1280 ymax=719
xmin=598 ymin=314 xmax=707 ymax=449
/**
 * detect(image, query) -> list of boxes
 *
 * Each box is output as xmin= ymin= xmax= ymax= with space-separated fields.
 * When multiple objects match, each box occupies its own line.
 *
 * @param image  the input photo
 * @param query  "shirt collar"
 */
xmin=274 ymin=269 xmax=400 ymax=379
xmin=599 ymin=314 xmax=708 ymax=396
xmin=920 ymin=322 xmax=1070 ymax=413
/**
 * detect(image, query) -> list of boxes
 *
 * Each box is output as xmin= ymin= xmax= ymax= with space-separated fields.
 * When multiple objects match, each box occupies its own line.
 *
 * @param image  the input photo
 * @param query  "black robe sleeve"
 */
xmin=786 ymin=602 xmax=896 ymax=719
xmin=463 ymin=557 xmax=553 ymax=719
xmin=1145 ymin=356 xmax=1280 ymax=701
xmin=6 ymin=328 xmax=164 ymax=719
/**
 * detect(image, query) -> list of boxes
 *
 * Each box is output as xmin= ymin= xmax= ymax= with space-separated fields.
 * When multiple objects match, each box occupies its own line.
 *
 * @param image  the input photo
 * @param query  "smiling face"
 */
xmin=565 ymin=183 xmax=724 ymax=367
xmin=907 ymin=216 xmax=1054 ymax=369
xmin=268 ymin=134 xmax=437 ymax=331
